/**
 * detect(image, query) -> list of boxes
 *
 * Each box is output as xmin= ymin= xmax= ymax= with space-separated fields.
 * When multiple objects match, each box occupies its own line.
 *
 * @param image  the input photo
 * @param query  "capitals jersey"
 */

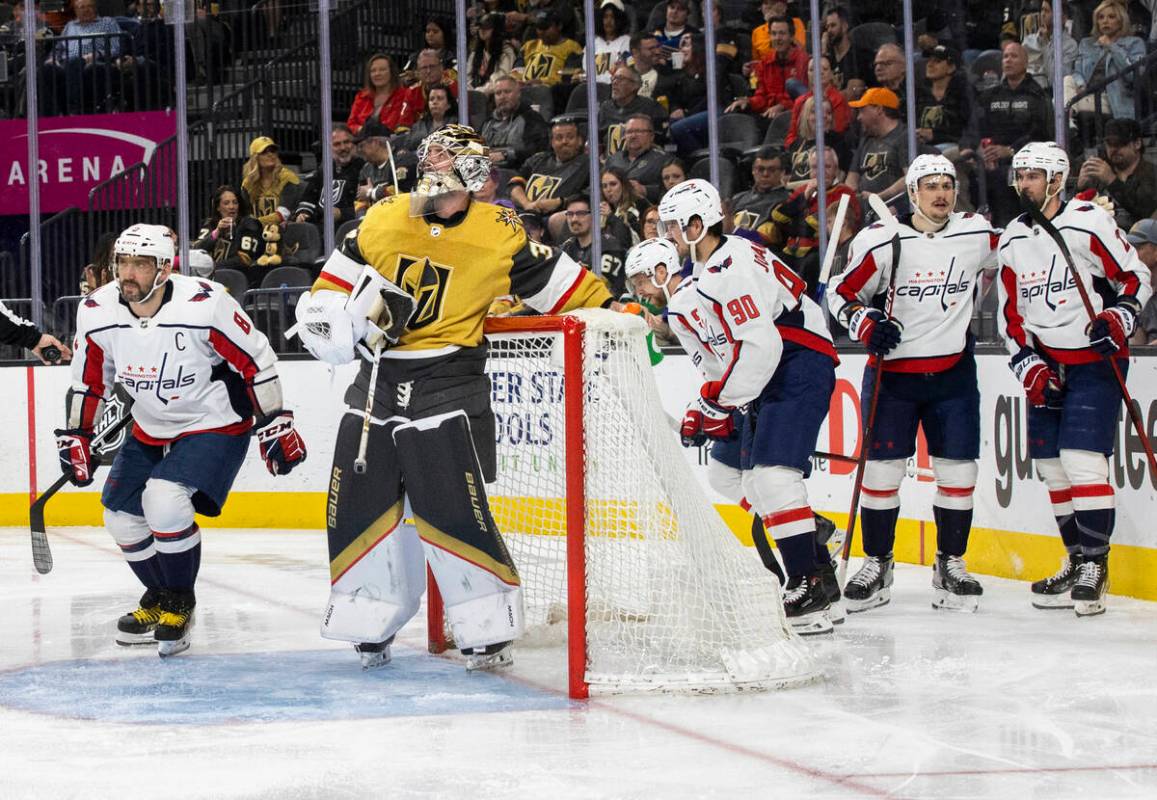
xmin=676 ymin=235 xmax=835 ymax=408
xmin=665 ymin=277 xmax=721 ymax=382
xmin=997 ymin=200 xmax=1151 ymax=364
xmin=70 ymin=275 xmax=280 ymax=443
xmin=830 ymin=212 xmax=999 ymax=373
xmin=312 ymin=196 xmax=612 ymax=359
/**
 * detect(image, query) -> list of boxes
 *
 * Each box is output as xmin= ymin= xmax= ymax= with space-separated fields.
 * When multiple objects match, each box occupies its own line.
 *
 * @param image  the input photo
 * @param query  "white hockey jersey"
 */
xmin=829 ymin=211 xmax=999 ymax=373
xmin=997 ymin=199 xmax=1152 ymax=364
xmin=70 ymin=275 xmax=281 ymax=443
xmin=674 ymin=235 xmax=835 ymax=408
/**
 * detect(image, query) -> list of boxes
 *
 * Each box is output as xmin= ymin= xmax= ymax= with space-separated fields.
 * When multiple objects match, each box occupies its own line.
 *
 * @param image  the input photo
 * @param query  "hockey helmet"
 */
xmin=413 ymin=124 xmax=491 ymax=205
xmin=905 ymin=153 xmax=956 ymax=196
xmin=1010 ymin=141 xmax=1069 ymax=190
xmin=625 ymin=236 xmax=681 ymax=281
xmin=114 ymin=223 xmax=175 ymax=267
xmin=658 ymin=179 xmax=723 ymax=247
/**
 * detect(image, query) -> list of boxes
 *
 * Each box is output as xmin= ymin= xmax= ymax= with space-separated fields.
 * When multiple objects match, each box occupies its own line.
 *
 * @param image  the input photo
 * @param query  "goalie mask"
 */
xmin=113 ymin=223 xmax=175 ymax=304
xmin=412 ymin=124 xmax=491 ymax=215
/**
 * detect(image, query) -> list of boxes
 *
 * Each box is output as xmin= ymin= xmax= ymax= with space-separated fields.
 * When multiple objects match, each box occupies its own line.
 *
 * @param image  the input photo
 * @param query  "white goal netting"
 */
xmin=482 ymin=309 xmax=816 ymax=694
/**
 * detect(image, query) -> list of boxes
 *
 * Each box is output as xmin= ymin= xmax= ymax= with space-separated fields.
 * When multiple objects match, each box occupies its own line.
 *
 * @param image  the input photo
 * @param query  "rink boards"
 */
xmin=6 ymin=352 xmax=1157 ymax=600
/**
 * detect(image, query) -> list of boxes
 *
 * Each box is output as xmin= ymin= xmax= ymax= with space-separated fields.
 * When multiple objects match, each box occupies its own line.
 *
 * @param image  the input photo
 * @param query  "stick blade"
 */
xmin=31 ymin=530 xmax=53 ymax=574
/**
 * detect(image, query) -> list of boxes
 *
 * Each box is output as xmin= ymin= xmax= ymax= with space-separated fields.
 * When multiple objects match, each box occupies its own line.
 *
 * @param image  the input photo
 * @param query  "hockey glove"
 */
xmin=256 ymin=411 xmax=307 ymax=476
xmin=1010 ymin=348 xmax=1063 ymax=409
xmin=55 ymin=428 xmax=94 ymax=487
xmin=848 ymin=305 xmax=902 ymax=356
xmin=680 ymin=382 xmax=736 ymax=447
xmin=1087 ymin=300 xmax=1138 ymax=355
xmin=1075 ymin=188 xmax=1116 ymax=216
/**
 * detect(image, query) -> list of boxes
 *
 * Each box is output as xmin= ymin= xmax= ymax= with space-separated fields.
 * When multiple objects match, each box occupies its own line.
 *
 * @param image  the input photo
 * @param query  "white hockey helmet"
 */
xmin=625 ymin=237 xmax=681 ymax=282
xmin=114 ymin=223 xmax=175 ymax=267
xmin=658 ymin=179 xmax=723 ymax=246
xmin=1010 ymin=141 xmax=1069 ymax=189
xmin=905 ymin=153 xmax=956 ymax=196
xmin=413 ymin=124 xmax=491 ymax=213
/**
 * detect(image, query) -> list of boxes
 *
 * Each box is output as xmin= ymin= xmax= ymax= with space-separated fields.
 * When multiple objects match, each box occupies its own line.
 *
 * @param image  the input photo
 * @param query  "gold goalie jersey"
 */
xmin=312 ymin=195 xmax=613 ymax=355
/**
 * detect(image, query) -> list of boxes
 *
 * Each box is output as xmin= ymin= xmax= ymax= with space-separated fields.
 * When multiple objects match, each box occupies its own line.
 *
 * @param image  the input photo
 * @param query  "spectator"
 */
xmin=606 ymin=113 xmax=669 ymax=203
xmin=599 ymin=65 xmax=669 ymax=154
xmin=467 ymin=12 xmax=517 ymax=94
xmin=586 ymin=0 xmax=632 ymax=85
xmin=393 ymin=85 xmax=458 ymax=156
xmin=119 ymin=0 xmax=175 ymax=112
xmin=661 ymin=156 xmax=688 ymax=190
xmin=511 ymin=0 xmax=580 ymax=42
xmin=520 ymin=10 xmax=583 ymax=87
xmin=1024 ymin=0 xmax=1078 ymax=91
xmin=0 ymin=1 xmax=49 ymax=43
xmin=1076 ymin=118 xmax=1157 ymax=227
xmin=509 ymin=117 xmax=590 ymax=242
xmin=193 ymin=185 xmax=263 ymax=271
xmin=354 ymin=121 xmax=402 ymax=216
xmin=39 ymin=0 xmax=123 ymax=115
xmin=560 ymin=195 xmax=628 ymax=297
xmin=629 ymin=32 xmax=667 ymax=98
xmin=872 ymin=43 xmax=908 ymax=107
xmin=641 ymin=205 xmax=662 ymax=240
xmin=187 ymin=0 xmax=228 ymax=85
xmin=846 ymin=87 xmax=909 ymax=203
xmin=1071 ymin=0 xmax=1146 ymax=120
xmin=730 ymin=145 xmax=790 ymax=243
xmin=655 ymin=0 xmax=698 ymax=52
xmin=915 ymin=45 xmax=972 ymax=147
xmin=480 ymin=74 xmax=551 ymax=169
xmin=785 ymin=56 xmax=851 ymax=147
xmin=403 ymin=48 xmax=460 ymax=120
xmin=240 ymin=136 xmax=303 ymax=227
xmin=403 ymin=17 xmax=456 ymax=75
xmin=81 ymin=232 xmax=119 ymax=296
xmin=600 ymin=166 xmax=648 ymax=245
xmin=822 ymin=5 xmax=871 ymax=96
xmin=474 ymin=167 xmax=516 ymax=209
xmin=666 ymin=33 xmax=740 ymax=156
xmin=346 ymin=54 xmax=417 ymax=135
xmin=786 ymin=95 xmax=850 ymax=181
xmin=727 ymin=17 xmax=808 ymax=119
xmin=974 ymin=41 xmax=1053 ymax=224
xmin=1125 ymin=218 xmax=1157 ymax=345
xmin=294 ymin=125 xmax=365 ymax=230
xmin=752 ymin=0 xmax=807 ymax=58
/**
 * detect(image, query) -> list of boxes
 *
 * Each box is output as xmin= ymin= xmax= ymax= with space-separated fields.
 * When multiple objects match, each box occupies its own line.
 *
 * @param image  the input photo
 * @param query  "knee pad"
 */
xmin=742 ymin=465 xmax=808 ymax=515
xmin=862 ymin=459 xmax=905 ymax=510
xmin=1059 ymin=449 xmax=1113 ymax=511
xmin=707 ymin=458 xmax=744 ymax=504
xmin=1035 ymin=457 xmax=1069 ymax=490
xmin=932 ymin=457 xmax=977 ymax=510
xmin=103 ymin=509 xmax=154 ymax=561
xmin=141 ymin=479 xmax=196 ymax=533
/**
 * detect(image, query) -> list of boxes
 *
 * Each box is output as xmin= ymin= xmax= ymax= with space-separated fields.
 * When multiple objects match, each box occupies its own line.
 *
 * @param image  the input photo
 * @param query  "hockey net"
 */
xmin=428 ymin=308 xmax=815 ymax=697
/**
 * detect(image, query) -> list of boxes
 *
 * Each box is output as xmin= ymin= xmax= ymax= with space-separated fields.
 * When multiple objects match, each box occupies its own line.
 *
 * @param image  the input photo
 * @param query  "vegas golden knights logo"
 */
xmin=526 ymin=174 xmax=562 ymax=202
xmin=523 ymin=53 xmax=558 ymax=82
xmin=733 ymin=209 xmax=760 ymax=230
xmin=397 ymin=255 xmax=452 ymax=329
xmin=606 ymin=123 xmax=625 ymax=154
xmin=919 ymin=105 xmax=944 ymax=130
xmin=861 ymin=151 xmax=889 ymax=181
xmin=790 ymin=147 xmax=810 ymax=179
xmin=255 ymin=196 xmax=278 ymax=218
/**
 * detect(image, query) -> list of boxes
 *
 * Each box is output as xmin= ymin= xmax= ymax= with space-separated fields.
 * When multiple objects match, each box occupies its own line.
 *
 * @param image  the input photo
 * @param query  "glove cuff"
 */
xmin=1009 ymin=347 xmax=1045 ymax=383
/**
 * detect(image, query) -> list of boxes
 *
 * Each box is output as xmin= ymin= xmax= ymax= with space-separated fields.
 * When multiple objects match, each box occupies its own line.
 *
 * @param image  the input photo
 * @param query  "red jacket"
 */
xmin=346 ymin=88 xmax=420 ymax=134
xmin=784 ymin=86 xmax=851 ymax=147
xmin=748 ymin=45 xmax=809 ymax=114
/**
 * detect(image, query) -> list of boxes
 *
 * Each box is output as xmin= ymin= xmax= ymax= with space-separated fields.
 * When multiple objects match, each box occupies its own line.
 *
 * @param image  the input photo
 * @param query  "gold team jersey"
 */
xmin=520 ymin=38 xmax=583 ymax=86
xmin=312 ymin=195 xmax=612 ymax=354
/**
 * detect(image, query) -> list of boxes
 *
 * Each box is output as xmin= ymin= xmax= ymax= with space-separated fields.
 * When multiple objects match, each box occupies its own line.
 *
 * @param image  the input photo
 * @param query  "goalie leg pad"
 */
xmin=322 ymin=412 xmax=425 ymax=644
xmin=393 ymin=410 xmax=524 ymax=651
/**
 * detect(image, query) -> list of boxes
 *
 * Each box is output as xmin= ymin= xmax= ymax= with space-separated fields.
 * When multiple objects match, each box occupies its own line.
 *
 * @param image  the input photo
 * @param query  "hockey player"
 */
xmin=998 ymin=141 xmax=1151 ymax=616
xmin=58 ymin=224 xmax=306 ymax=657
xmin=292 ymin=125 xmax=615 ymax=670
xmin=654 ymin=179 xmax=839 ymax=634
xmin=624 ymin=237 xmax=847 ymax=628
xmin=828 ymin=155 xmax=999 ymax=613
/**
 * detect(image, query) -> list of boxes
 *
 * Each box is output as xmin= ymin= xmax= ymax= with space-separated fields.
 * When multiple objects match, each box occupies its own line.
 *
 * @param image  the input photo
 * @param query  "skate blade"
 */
xmin=360 ymin=650 xmax=392 ymax=671
xmin=465 ymin=650 xmax=513 ymax=672
xmin=157 ymin=638 xmax=191 ymax=658
xmin=931 ymin=589 xmax=979 ymax=613
xmin=1031 ymin=594 xmax=1075 ymax=610
xmin=826 ymin=599 xmax=846 ymax=625
xmin=116 ymin=632 xmax=158 ymax=646
xmin=1074 ymin=599 xmax=1106 ymax=617
xmin=788 ymin=611 xmax=834 ymax=636
xmin=845 ymin=589 xmax=890 ymax=614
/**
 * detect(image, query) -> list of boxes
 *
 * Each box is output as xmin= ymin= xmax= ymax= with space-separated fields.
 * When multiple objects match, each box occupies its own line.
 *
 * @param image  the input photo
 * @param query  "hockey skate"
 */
xmin=783 ymin=573 xmax=834 ymax=636
xmin=1030 ymin=553 xmax=1084 ymax=609
xmin=463 ymin=641 xmax=514 ymax=671
xmin=155 ymin=592 xmax=196 ymax=658
xmin=116 ymin=588 xmax=165 ymax=646
xmin=354 ymin=637 xmax=394 ymax=670
xmin=1071 ymin=555 xmax=1108 ymax=618
xmin=817 ymin=557 xmax=845 ymax=625
xmin=844 ymin=555 xmax=894 ymax=613
xmin=931 ymin=553 xmax=983 ymax=613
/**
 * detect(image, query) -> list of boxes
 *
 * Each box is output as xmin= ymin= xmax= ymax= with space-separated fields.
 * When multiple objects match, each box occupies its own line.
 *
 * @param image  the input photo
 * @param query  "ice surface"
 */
xmin=2 ymin=527 xmax=1156 ymax=799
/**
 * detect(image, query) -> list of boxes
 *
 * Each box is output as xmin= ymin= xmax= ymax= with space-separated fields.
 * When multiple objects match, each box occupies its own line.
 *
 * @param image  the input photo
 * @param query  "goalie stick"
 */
xmin=30 ymin=411 xmax=133 ymax=574
xmin=1023 ymin=201 xmax=1157 ymax=479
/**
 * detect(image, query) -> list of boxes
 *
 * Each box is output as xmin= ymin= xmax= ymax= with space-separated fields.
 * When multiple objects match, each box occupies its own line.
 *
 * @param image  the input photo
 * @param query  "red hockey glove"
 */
xmin=256 ymin=411 xmax=307 ymax=476
xmin=1010 ymin=348 xmax=1063 ymax=409
xmin=680 ymin=382 xmax=736 ymax=447
xmin=1087 ymin=302 xmax=1137 ymax=355
xmin=55 ymin=428 xmax=94 ymax=487
xmin=848 ymin=305 xmax=902 ymax=356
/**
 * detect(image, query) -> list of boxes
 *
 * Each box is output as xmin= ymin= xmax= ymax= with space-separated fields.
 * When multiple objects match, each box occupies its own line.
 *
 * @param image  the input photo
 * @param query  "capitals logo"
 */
xmin=1018 ymin=257 xmax=1076 ymax=311
xmin=894 ymin=257 xmax=972 ymax=310
xmin=119 ymin=352 xmax=196 ymax=404
xmin=190 ymin=281 xmax=215 ymax=302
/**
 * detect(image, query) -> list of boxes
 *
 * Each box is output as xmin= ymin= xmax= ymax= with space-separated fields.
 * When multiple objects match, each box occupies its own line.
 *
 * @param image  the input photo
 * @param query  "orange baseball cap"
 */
xmin=848 ymin=87 xmax=901 ymax=110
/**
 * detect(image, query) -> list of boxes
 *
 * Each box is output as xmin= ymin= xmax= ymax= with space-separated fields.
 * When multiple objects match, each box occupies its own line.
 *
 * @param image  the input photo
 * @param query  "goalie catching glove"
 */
xmin=680 ymin=381 xmax=736 ymax=447
xmin=256 ymin=411 xmax=307 ymax=476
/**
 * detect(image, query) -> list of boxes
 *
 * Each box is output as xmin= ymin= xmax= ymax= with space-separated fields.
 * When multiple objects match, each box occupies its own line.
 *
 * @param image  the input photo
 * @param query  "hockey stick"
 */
xmin=813 ymin=192 xmax=851 ymax=306
xmin=30 ymin=412 xmax=133 ymax=574
xmin=385 ymin=139 xmax=401 ymax=196
xmin=837 ymin=193 xmax=901 ymax=585
xmin=1023 ymin=202 xmax=1157 ymax=479
xmin=353 ymin=339 xmax=384 ymax=474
